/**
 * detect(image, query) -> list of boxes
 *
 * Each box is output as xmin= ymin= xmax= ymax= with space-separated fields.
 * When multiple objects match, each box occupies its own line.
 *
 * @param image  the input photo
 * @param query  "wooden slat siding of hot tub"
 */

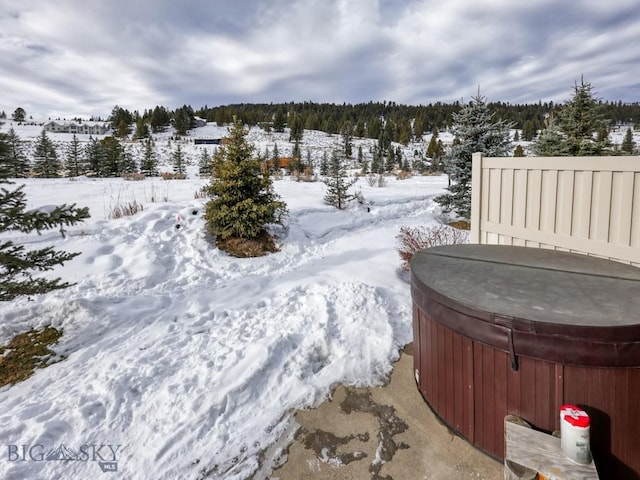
xmin=415 ymin=307 xmax=474 ymax=441
xmin=413 ymin=303 xmax=421 ymax=389
xmin=564 ymin=365 xmax=640 ymax=477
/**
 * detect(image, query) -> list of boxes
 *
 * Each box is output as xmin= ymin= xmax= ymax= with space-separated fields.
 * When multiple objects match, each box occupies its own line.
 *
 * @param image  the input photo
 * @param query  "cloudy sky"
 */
xmin=1 ymin=0 xmax=639 ymax=119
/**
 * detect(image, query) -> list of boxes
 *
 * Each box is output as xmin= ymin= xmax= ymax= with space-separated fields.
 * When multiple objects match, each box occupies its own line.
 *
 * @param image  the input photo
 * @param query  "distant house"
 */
xmin=194 ymin=138 xmax=222 ymax=145
xmin=43 ymin=121 xmax=110 ymax=135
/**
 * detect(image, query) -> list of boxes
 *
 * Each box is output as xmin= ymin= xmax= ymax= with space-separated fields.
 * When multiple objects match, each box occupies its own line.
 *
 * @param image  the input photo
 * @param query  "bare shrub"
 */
xmin=377 ymin=175 xmax=388 ymax=188
xmin=108 ymin=200 xmax=144 ymax=220
xmin=366 ymin=175 xmax=377 ymax=187
xmin=161 ymin=172 xmax=187 ymax=180
xmin=396 ymin=224 xmax=469 ymax=271
xmin=194 ymin=188 xmax=207 ymax=199
xmin=396 ymin=171 xmax=412 ymax=180
xmin=123 ymin=173 xmax=146 ymax=181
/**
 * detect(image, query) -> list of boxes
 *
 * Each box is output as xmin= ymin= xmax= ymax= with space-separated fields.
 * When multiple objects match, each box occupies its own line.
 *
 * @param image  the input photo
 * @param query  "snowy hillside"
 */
xmin=0 ymin=166 xmax=448 ymax=479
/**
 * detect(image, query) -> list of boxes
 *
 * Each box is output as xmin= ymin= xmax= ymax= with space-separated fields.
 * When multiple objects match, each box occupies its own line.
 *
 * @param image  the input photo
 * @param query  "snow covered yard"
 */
xmin=0 ymin=173 xmax=447 ymax=479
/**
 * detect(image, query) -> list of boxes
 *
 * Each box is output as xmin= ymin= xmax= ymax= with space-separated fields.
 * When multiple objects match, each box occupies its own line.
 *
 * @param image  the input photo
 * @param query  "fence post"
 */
xmin=470 ymin=152 xmax=484 ymax=244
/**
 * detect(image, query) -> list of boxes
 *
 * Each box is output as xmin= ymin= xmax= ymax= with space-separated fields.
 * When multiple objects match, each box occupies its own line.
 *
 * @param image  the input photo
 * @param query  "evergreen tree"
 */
xmin=150 ymin=106 xmax=171 ymax=133
xmin=198 ymin=148 xmax=213 ymax=177
xmin=426 ymin=127 xmax=445 ymax=161
xmin=513 ymin=130 xmax=520 ymax=142
xmin=323 ymin=150 xmax=357 ymax=209
xmin=33 ymin=131 xmax=61 ymax=178
xmin=273 ymin=108 xmax=286 ymax=133
xmin=173 ymin=105 xmax=194 ymax=135
xmin=172 ymin=143 xmax=186 ymax=175
xmin=109 ymin=105 xmax=133 ymax=136
xmin=99 ymin=136 xmax=124 ymax=177
xmin=271 ymin=143 xmax=280 ymax=170
xmin=12 ymin=107 xmax=26 ymax=123
xmin=65 ymin=134 xmax=87 ymax=177
xmin=290 ymin=140 xmax=302 ymax=175
xmin=1 ymin=128 xmax=30 ymax=177
xmin=85 ymin=137 xmax=104 ymax=176
xmin=370 ymin=147 xmax=383 ymax=174
xmin=557 ymin=79 xmax=610 ymax=156
xmin=289 ymin=113 xmax=304 ymax=142
xmin=320 ymin=150 xmax=329 ymax=176
xmin=140 ymin=139 xmax=159 ymax=176
xmin=532 ymin=113 xmax=567 ymax=156
xmin=522 ymin=120 xmax=536 ymax=141
xmin=203 ymin=119 xmax=287 ymax=255
xmin=134 ymin=118 xmax=150 ymax=140
xmin=0 ymin=134 xmax=90 ymax=301
xmin=513 ymin=145 xmax=525 ymax=157
xmin=121 ymin=146 xmax=137 ymax=174
xmin=621 ymin=127 xmax=636 ymax=154
xmin=435 ymin=94 xmax=513 ymax=220
xmin=341 ymin=123 xmax=353 ymax=158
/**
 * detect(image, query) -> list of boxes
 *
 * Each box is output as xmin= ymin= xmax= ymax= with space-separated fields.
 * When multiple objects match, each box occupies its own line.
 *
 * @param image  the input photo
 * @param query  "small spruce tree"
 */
xmin=198 ymin=148 xmax=213 ymax=177
xmin=33 ymin=131 xmax=61 ymax=178
xmin=323 ymin=150 xmax=357 ymax=209
xmin=621 ymin=127 xmax=636 ymax=154
xmin=140 ymin=139 xmax=159 ymax=176
xmin=0 ymin=134 xmax=90 ymax=301
xmin=172 ymin=143 xmax=186 ymax=175
xmin=1 ymin=128 xmax=30 ymax=178
xmin=203 ymin=119 xmax=287 ymax=256
xmin=435 ymin=93 xmax=513 ymax=220
xmin=65 ymin=134 xmax=87 ymax=177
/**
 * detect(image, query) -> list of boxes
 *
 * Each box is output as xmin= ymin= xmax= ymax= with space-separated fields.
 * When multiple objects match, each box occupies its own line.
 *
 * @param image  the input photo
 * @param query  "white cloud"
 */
xmin=1 ymin=0 xmax=639 ymax=118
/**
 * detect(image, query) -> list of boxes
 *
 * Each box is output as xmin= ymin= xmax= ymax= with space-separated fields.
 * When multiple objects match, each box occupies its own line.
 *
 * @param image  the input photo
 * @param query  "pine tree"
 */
xmin=522 ymin=120 xmax=536 ymax=141
xmin=85 ymin=136 xmax=104 ymax=176
xmin=357 ymin=145 xmax=364 ymax=166
xmin=134 ymin=118 xmax=150 ymax=140
xmin=140 ymin=139 xmax=159 ymax=176
xmin=172 ymin=143 xmax=186 ymax=175
xmin=320 ymin=150 xmax=329 ymax=176
xmin=99 ymin=136 xmax=124 ymax=177
xmin=323 ymin=149 xmax=357 ymax=209
xmin=203 ymin=119 xmax=287 ymax=255
xmin=435 ymin=94 xmax=513 ymax=220
xmin=426 ymin=127 xmax=444 ymax=161
xmin=121 ymin=146 xmax=137 ymax=174
xmin=273 ymin=108 xmax=286 ymax=133
xmin=0 ymin=134 xmax=90 ymax=301
xmin=532 ymin=113 xmax=567 ymax=156
xmin=1 ymin=128 xmax=30 ymax=178
xmin=534 ymin=79 xmax=611 ymax=157
xmin=65 ymin=134 xmax=87 ymax=177
xmin=33 ymin=131 xmax=61 ymax=178
xmin=621 ymin=127 xmax=636 ymax=154
xmin=12 ymin=107 xmax=26 ymax=123
xmin=514 ymin=145 xmax=525 ymax=157
xmin=289 ymin=140 xmax=302 ymax=176
xmin=198 ymin=148 xmax=213 ymax=177
xmin=513 ymin=130 xmax=520 ymax=142
xmin=271 ymin=143 xmax=280 ymax=170
xmin=558 ymin=79 xmax=610 ymax=156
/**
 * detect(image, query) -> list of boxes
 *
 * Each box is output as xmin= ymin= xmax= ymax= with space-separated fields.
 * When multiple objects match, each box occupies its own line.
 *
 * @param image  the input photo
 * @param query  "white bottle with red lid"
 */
xmin=560 ymin=404 xmax=592 ymax=465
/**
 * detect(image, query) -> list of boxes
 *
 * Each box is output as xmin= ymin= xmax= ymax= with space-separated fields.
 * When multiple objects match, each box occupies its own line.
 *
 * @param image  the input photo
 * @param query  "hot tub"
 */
xmin=410 ymin=244 xmax=640 ymax=479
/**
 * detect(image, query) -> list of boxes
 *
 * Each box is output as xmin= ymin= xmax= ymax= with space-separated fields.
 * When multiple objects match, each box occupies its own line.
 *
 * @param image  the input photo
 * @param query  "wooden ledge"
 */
xmin=505 ymin=417 xmax=599 ymax=480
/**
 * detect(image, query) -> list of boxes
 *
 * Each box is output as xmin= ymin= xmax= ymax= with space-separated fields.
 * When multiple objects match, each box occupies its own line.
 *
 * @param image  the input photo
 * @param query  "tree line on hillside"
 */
xmin=0 ymin=127 xmax=201 ymax=179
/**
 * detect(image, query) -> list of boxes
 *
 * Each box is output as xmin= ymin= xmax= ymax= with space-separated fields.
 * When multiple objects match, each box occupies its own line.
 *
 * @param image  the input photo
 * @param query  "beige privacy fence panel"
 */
xmin=470 ymin=153 xmax=640 ymax=266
